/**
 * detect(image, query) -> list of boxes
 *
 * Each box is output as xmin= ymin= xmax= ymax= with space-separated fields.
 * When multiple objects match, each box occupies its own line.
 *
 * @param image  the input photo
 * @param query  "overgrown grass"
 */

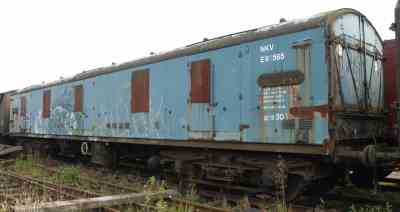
xmin=139 ymin=176 xmax=195 ymax=212
xmin=14 ymin=155 xmax=43 ymax=177
xmin=14 ymin=156 xmax=81 ymax=186
xmin=53 ymin=165 xmax=81 ymax=185
xmin=9 ymin=157 xmax=397 ymax=212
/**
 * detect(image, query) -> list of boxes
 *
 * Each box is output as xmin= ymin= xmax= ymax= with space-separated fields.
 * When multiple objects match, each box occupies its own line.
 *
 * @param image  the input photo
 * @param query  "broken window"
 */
xmin=74 ymin=85 xmax=84 ymax=112
xmin=131 ymin=69 xmax=150 ymax=113
xmin=42 ymin=90 xmax=51 ymax=118
xmin=20 ymin=96 xmax=27 ymax=117
xmin=190 ymin=59 xmax=211 ymax=103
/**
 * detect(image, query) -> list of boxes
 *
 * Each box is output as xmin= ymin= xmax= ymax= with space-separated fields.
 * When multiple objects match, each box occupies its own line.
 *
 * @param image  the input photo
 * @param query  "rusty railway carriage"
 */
xmin=1 ymin=8 xmax=400 ymax=199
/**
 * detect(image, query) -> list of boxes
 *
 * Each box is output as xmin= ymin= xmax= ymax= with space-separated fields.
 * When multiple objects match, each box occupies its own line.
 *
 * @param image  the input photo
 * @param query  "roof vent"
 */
xmin=279 ymin=18 xmax=287 ymax=23
xmin=203 ymin=38 xmax=209 ymax=42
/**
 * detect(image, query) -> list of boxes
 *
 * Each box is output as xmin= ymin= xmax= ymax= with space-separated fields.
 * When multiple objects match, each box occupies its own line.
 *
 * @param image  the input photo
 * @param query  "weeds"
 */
xmin=236 ymin=196 xmax=251 ymax=211
xmin=8 ymin=157 xmax=397 ymax=212
xmin=272 ymin=157 xmax=288 ymax=212
xmin=349 ymin=203 xmax=392 ymax=212
xmin=54 ymin=165 xmax=81 ymax=185
xmin=14 ymin=155 xmax=43 ymax=177
xmin=142 ymin=176 xmax=167 ymax=212
xmin=183 ymin=184 xmax=204 ymax=204
xmin=141 ymin=176 xmax=196 ymax=212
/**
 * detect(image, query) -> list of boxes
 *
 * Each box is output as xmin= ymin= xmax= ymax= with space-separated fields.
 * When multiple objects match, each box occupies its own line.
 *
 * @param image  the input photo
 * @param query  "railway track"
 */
xmin=0 ymin=158 xmax=340 ymax=211
xmin=0 ymin=159 xmax=239 ymax=212
xmin=0 ymin=170 xmax=73 ymax=205
xmin=35 ymin=163 xmax=236 ymax=212
xmin=6 ymin=147 xmax=398 ymax=211
xmin=320 ymin=184 xmax=400 ymax=210
xmin=0 ymin=168 xmax=122 ymax=211
xmin=7 ymin=157 xmax=393 ymax=212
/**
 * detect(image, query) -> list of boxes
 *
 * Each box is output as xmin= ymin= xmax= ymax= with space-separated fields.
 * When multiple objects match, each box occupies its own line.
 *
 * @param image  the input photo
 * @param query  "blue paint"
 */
xmin=9 ymin=11 xmax=384 ymax=146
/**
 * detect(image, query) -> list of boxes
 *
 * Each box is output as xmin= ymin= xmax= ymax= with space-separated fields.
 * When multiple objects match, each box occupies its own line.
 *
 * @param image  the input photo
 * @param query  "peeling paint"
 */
xmin=7 ymin=10 xmax=384 ymax=147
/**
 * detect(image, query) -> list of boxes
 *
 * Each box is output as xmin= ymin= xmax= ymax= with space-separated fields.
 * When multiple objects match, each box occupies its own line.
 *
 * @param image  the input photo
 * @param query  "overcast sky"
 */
xmin=0 ymin=0 xmax=396 ymax=92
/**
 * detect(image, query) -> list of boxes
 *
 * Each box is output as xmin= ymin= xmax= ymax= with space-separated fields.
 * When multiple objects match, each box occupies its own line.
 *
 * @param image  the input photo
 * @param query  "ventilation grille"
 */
xmin=299 ymin=119 xmax=313 ymax=130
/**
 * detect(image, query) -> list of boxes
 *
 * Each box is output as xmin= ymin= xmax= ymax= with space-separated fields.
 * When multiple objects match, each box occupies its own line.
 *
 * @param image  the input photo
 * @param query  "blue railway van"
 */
xmin=5 ymin=8 xmax=400 ymax=199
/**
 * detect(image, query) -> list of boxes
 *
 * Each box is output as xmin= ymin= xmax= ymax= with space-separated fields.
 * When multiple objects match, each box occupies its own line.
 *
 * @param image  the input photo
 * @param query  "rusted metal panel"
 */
xmin=289 ymin=105 xmax=329 ymax=119
xmin=187 ymin=58 xmax=213 ymax=140
xmin=74 ymin=85 xmax=83 ymax=112
xmin=328 ymin=13 xmax=385 ymax=143
xmin=190 ymin=59 xmax=210 ymax=103
xmin=396 ymin=0 xmax=400 ymax=120
xmin=257 ymin=71 xmax=304 ymax=88
xmin=331 ymin=14 xmax=384 ymax=112
xmin=131 ymin=69 xmax=149 ymax=113
xmin=0 ymin=92 xmax=13 ymax=135
xmin=20 ymin=96 xmax=27 ymax=117
xmin=383 ymin=39 xmax=397 ymax=130
xmin=42 ymin=90 xmax=51 ymax=118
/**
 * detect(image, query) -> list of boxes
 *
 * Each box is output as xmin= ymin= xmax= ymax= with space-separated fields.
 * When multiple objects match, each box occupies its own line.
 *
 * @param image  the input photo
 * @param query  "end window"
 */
xmin=190 ymin=59 xmax=210 ymax=103
xmin=42 ymin=90 xmax=51 ymax=118
xmin=131 ymin=69 xmax=149 ymax=113
xmin=74 ymin=85 xmax=83 ymax=112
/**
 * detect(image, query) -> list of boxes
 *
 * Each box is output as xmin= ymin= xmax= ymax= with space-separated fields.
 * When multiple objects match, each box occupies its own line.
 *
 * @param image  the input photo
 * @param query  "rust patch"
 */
xmin=42 ymin=90 xmax=51 ymax=118
xmin=190 ymin=59 xmax=210 ymax=103
xmin=74 ymin=85 xmax=83 ymax=112
xmin=323 ymin=138 xmax=335 ymax=157
xmin=289 ymin=105 xmax=329 ymax=119
xmin=257 ymin=70 xmax=304 ymax=88
xmin=239 ymin=124 xmax=250 ymax=131
xmin=20 ymin=96 xmax=27 ymax=117
xmin=131 ymin=69 xmax=150 ymax=113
